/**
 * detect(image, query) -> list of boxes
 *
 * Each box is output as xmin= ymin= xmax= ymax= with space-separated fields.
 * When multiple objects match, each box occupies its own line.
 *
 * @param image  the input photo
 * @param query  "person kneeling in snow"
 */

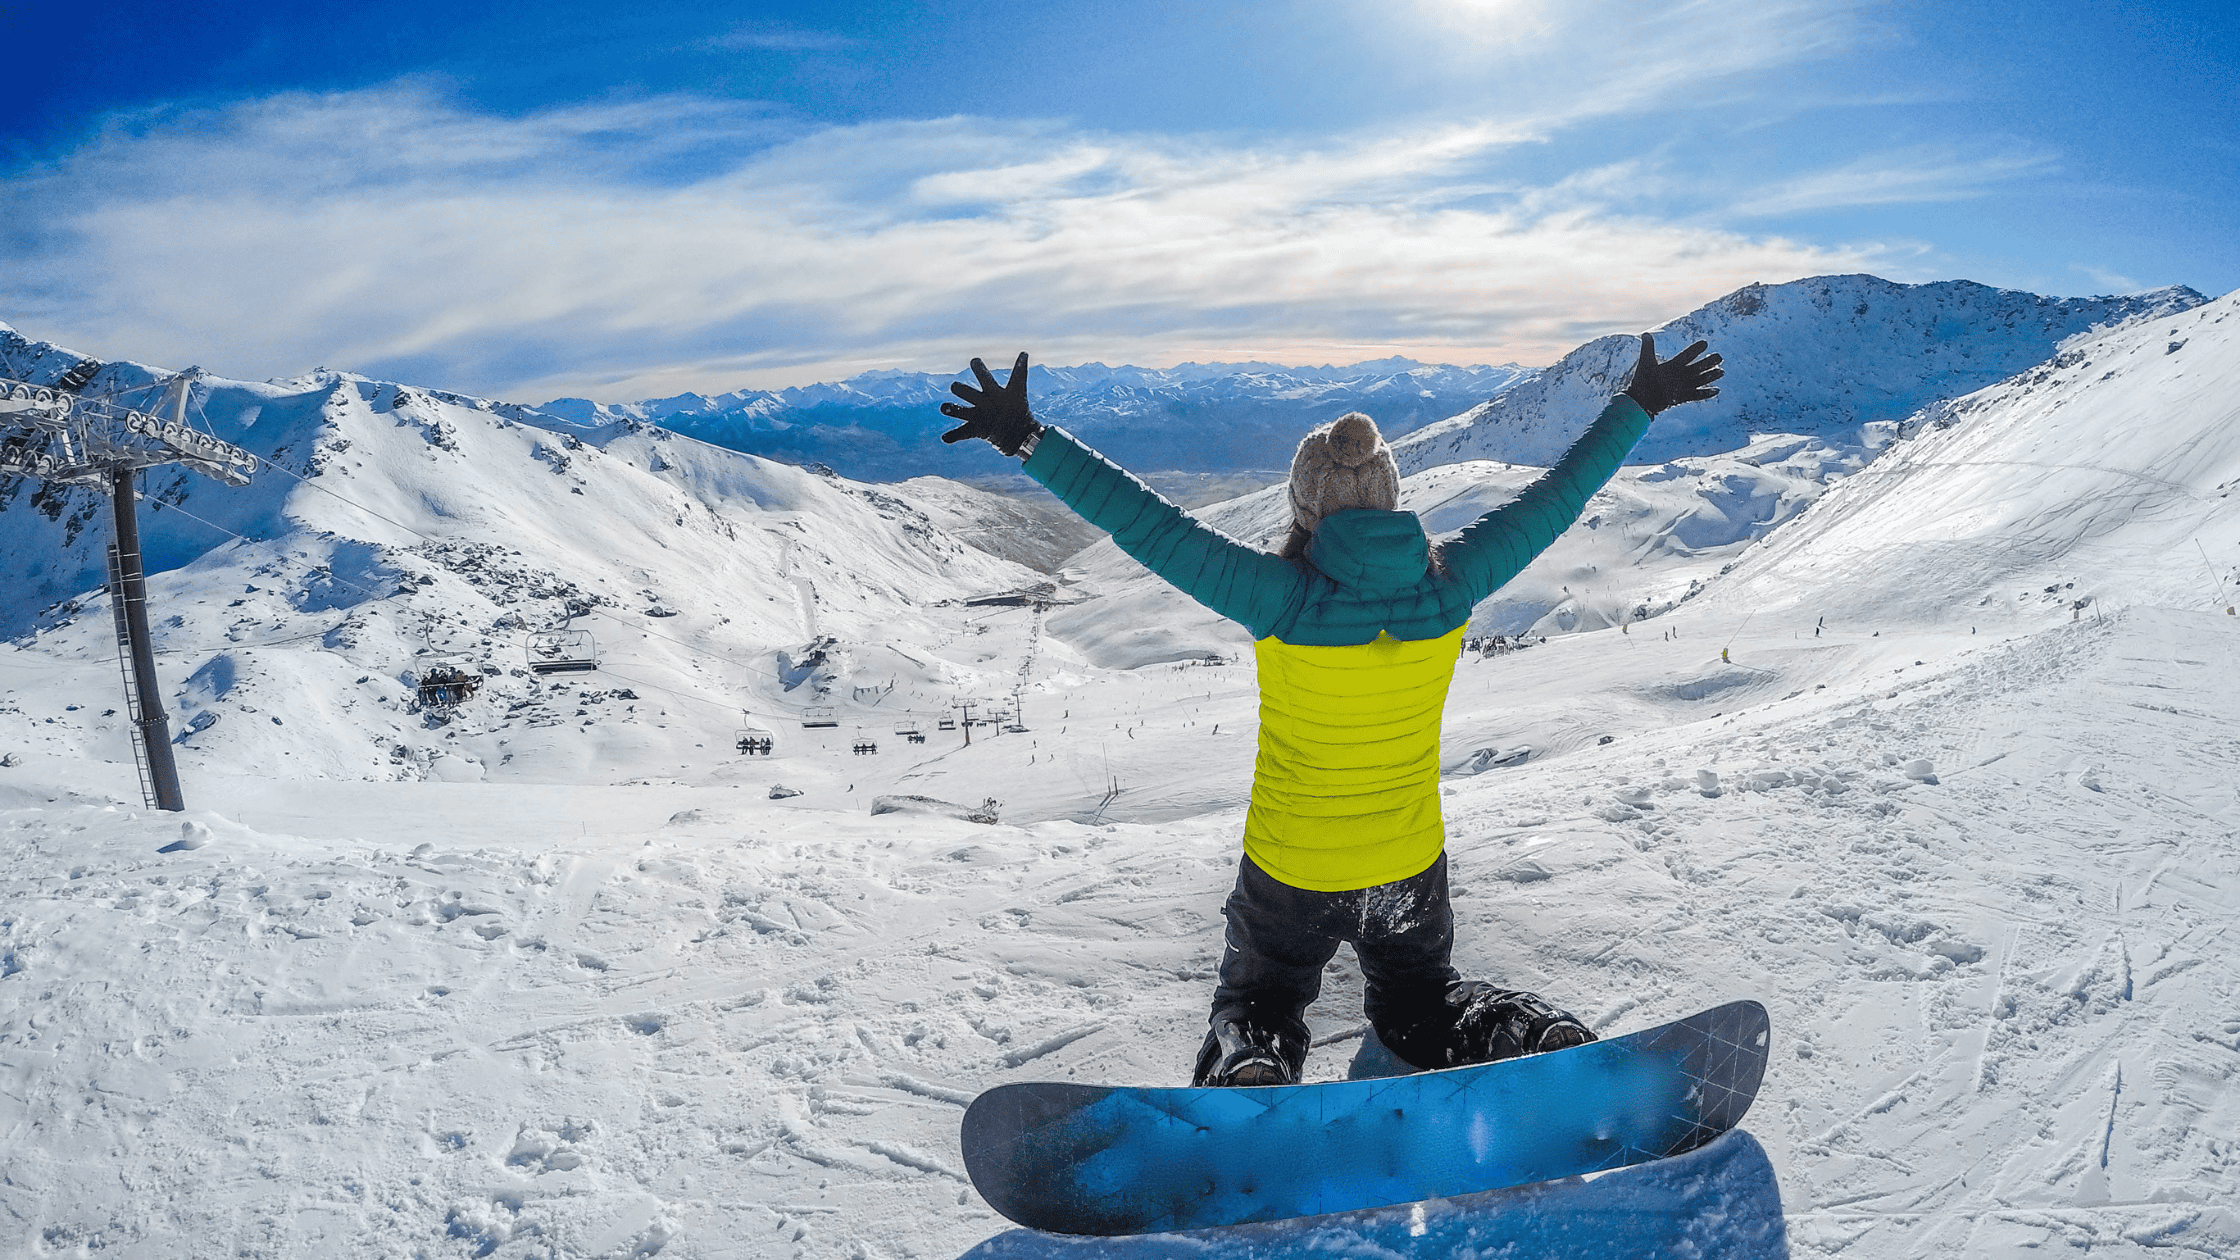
xmin=940 ymin=335 xmax=1721 ymax=1086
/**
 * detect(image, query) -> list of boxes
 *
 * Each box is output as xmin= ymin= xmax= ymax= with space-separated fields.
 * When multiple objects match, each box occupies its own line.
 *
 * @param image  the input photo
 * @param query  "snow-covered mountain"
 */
xmin=1394 ymin=276 xmax=2206 ymax=473
xmin=1693 ymin=287 xmax=2240 ymax=627
xmin=0 ymin=321 xmax=1058 ymax=784
xmin=545 ymin=359 xmax=1538 ymax=482
xmin=5 ymin=287 xmax=2240 ymax=1259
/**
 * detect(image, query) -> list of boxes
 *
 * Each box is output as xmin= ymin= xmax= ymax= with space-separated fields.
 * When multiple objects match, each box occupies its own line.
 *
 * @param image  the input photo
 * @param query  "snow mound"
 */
xmin=870 ymin=794 xmax=1002 ymax=824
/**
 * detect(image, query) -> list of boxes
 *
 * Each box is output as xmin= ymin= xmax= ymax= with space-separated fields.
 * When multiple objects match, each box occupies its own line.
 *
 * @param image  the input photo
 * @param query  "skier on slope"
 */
xmin=940 ymin=335 xmax=1722 ymax=1087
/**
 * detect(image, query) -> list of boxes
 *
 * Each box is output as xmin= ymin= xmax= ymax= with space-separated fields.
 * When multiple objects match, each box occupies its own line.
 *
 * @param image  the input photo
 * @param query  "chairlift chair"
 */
xmin=416 ymin=664 xmax=482 ymax=707
xmin=893 ymin=718 xmax=926 ymax=744
xmin=525 ymin=617 xmax=600 ymax=675
xmin=735 ymin=724 xmax=776 ymax=756
xmin=801 ymin=706 xmax=839 ymax=728
xmin=416 ymin=620 xmax=484 ymax=705
xmin=937 ymin=715 xmax=957 ymax=731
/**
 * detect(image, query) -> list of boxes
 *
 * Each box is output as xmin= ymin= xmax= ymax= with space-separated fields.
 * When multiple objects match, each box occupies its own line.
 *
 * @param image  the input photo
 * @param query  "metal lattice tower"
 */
xmin=2 ymin=364 xmax=257 ymax=811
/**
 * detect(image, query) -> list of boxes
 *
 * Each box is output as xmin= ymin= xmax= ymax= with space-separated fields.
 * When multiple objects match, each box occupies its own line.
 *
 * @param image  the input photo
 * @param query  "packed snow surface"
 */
xmin=4 ymin=286 xmax=2240 ymax=1258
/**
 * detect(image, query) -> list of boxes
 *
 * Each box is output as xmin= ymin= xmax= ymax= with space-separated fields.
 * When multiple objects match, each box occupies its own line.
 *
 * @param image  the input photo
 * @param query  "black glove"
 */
xmin=940 ymin=352 xmax=1044 ymax=457
xmin=1622 ymin=334 xmax=1723 ymax=416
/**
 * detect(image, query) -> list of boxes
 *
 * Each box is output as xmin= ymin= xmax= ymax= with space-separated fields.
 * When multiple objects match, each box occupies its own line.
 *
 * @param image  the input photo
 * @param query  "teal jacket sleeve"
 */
xmin=1441 ymin=395 xmax=1654 ymax=604
xmin=1021 ymin=425 xmax=1306 ymax=638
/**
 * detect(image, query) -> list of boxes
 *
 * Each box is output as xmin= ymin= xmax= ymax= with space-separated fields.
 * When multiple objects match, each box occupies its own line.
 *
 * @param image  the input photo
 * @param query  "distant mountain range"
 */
xmin=542 ymin=359 xmax=1538 ymax=482
xmin=537 ymin=275 xmax=2205 ymax=483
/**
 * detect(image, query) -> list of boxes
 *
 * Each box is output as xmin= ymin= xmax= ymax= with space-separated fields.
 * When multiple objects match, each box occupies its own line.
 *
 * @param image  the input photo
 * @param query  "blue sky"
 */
xmin=3 ymin=1 xmax=2234 ymax=400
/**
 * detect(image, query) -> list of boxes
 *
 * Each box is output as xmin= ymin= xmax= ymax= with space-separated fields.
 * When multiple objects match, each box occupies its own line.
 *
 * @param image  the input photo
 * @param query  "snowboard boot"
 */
xmin=1191 ymin=1014 xmax=1305 ymax=1087
xmin=1445 ymin=983 xmax=1597 ymax=1066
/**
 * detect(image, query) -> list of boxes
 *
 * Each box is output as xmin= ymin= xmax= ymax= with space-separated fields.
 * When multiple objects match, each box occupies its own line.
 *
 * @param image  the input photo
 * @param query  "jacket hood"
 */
xmin=1304 ymin=508 xmax=1429 ymax=592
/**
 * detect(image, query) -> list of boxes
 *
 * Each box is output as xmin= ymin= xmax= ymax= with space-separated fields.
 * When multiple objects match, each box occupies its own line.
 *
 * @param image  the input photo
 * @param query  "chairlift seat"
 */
xmin=525 ymin=628 xmax=600 ymax=674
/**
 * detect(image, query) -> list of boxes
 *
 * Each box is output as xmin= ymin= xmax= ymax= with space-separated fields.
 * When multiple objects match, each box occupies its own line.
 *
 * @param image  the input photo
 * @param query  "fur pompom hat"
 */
xmin=1288 ymin=412 xmax=1400 ymax=537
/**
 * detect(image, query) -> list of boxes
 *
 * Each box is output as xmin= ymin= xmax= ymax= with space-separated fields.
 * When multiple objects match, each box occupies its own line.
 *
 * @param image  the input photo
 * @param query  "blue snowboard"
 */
xmin=960 ymin=999 xmax=1768 ymax=1236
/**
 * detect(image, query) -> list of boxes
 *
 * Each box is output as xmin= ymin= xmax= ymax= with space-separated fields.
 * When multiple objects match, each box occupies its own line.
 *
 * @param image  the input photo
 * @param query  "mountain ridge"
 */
xmin=1393 ymin=275 xmax=2206 ymax=473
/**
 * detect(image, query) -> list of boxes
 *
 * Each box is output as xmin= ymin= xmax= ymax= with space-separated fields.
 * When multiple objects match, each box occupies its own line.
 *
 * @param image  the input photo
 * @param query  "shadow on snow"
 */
xmin=956 ymin=1127 xmax=1788 ymax=1260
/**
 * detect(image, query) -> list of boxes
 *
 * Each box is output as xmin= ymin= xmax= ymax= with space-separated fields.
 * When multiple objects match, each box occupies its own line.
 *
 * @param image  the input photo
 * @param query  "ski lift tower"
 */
xmin=0 ymin=367 xmax=258 ymax=812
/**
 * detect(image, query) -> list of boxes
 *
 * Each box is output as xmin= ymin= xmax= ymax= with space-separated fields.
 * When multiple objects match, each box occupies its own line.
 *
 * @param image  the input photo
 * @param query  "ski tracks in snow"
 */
xmin=1427 ymin=609 xmax=2240 ymax=1258
xmin=3 ymin=609 xmax=2238 ymax=1257
xmin=0 ymin=790 xmax=1238 ymax=1257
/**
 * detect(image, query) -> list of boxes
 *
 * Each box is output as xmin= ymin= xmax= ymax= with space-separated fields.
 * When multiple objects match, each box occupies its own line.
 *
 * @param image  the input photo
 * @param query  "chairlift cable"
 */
xmin=247 ymin=448 xmax=447 ymax=546
xmin=134 ymin=429 xmax=962 ymax=728
xmin=582 ymin=608 xmax=787 ymax=685
xmin=157 ymin=500 xmax=493 ymax=676
xmin=588 ymin=664 xmax=745 ymax=718
xmin=218 ymin=460 xmax=784 ymax=685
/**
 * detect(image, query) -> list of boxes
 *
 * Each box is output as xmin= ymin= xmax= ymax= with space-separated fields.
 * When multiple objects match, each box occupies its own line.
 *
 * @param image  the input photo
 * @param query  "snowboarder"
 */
xmin=940 ymin=334 xmax=1722 ymax=1087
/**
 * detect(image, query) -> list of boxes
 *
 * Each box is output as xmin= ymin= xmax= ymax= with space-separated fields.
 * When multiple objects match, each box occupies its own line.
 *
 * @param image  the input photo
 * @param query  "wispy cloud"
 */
xmin=2070 ymin=263 xmax=2140 ymax=294
xmin=1395 ymin=0 xmax=1894 ymax=131
xmin=1731 ymin=145 xmax=2059 ymax=217
xmin=0 ymin=84 xmax=1897 ymax=400
xmin=704 ymin=23 xmax=854 ymax=54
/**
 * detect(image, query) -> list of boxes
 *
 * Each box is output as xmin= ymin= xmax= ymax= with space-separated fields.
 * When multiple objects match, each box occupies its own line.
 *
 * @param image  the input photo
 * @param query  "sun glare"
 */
xmin=1415 ymin=0 xmax=1553 ymax=44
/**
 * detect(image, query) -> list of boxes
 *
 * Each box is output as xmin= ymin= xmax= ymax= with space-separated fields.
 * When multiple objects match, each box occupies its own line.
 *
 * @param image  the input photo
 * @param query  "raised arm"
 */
xmin=942 ymin=353 xmax=1305 ymax=638
xmin=1442 ymin=334 xmax=1722 ymax=603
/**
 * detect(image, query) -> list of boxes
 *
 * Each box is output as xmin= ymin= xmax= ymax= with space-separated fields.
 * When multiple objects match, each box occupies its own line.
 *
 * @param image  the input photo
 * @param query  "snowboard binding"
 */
xmin=1443 ymin=983 xmax=1597 ymax=1065
xmin=1191 ymin=1014 xmax=1304 ymax=1087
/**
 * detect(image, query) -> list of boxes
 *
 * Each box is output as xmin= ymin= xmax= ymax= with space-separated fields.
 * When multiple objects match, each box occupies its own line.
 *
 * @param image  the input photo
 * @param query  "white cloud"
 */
xmin=0 ymin=85 xmax=1898 ymax=400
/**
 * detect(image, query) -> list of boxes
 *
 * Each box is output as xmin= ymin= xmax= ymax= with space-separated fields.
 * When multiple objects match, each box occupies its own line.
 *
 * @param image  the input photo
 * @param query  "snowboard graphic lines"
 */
xmin=962 ymin=1000 xmax=1769 ymax=1235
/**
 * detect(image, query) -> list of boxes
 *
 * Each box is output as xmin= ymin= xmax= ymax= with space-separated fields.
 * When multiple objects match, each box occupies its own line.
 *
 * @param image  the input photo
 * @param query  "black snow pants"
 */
xmin=1206 ymin=851 xmax=1463 ymax=1072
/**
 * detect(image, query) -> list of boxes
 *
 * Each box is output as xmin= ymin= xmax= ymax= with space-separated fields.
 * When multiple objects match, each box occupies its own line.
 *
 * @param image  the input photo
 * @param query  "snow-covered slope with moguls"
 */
xmin=1394 ymin=276 xmax=2205 ymax=473
xmin=5 ymin=289 xmax=2240 ymax=1260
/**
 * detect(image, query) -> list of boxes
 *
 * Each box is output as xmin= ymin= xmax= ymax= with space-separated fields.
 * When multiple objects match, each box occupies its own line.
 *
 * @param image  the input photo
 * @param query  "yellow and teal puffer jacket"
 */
xmin=1023 ymin=395 xmax=1653 ymax=892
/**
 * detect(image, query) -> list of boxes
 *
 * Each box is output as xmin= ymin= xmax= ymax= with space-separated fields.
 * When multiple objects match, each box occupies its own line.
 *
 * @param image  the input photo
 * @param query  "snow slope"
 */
xmin=1694 ymin=291 xmax=2240 ymax=629
xmin=5 ymin=289 xmax=2240 ymax=1259
xmin=1394 ymin=276 xmax=2206 ymax=473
